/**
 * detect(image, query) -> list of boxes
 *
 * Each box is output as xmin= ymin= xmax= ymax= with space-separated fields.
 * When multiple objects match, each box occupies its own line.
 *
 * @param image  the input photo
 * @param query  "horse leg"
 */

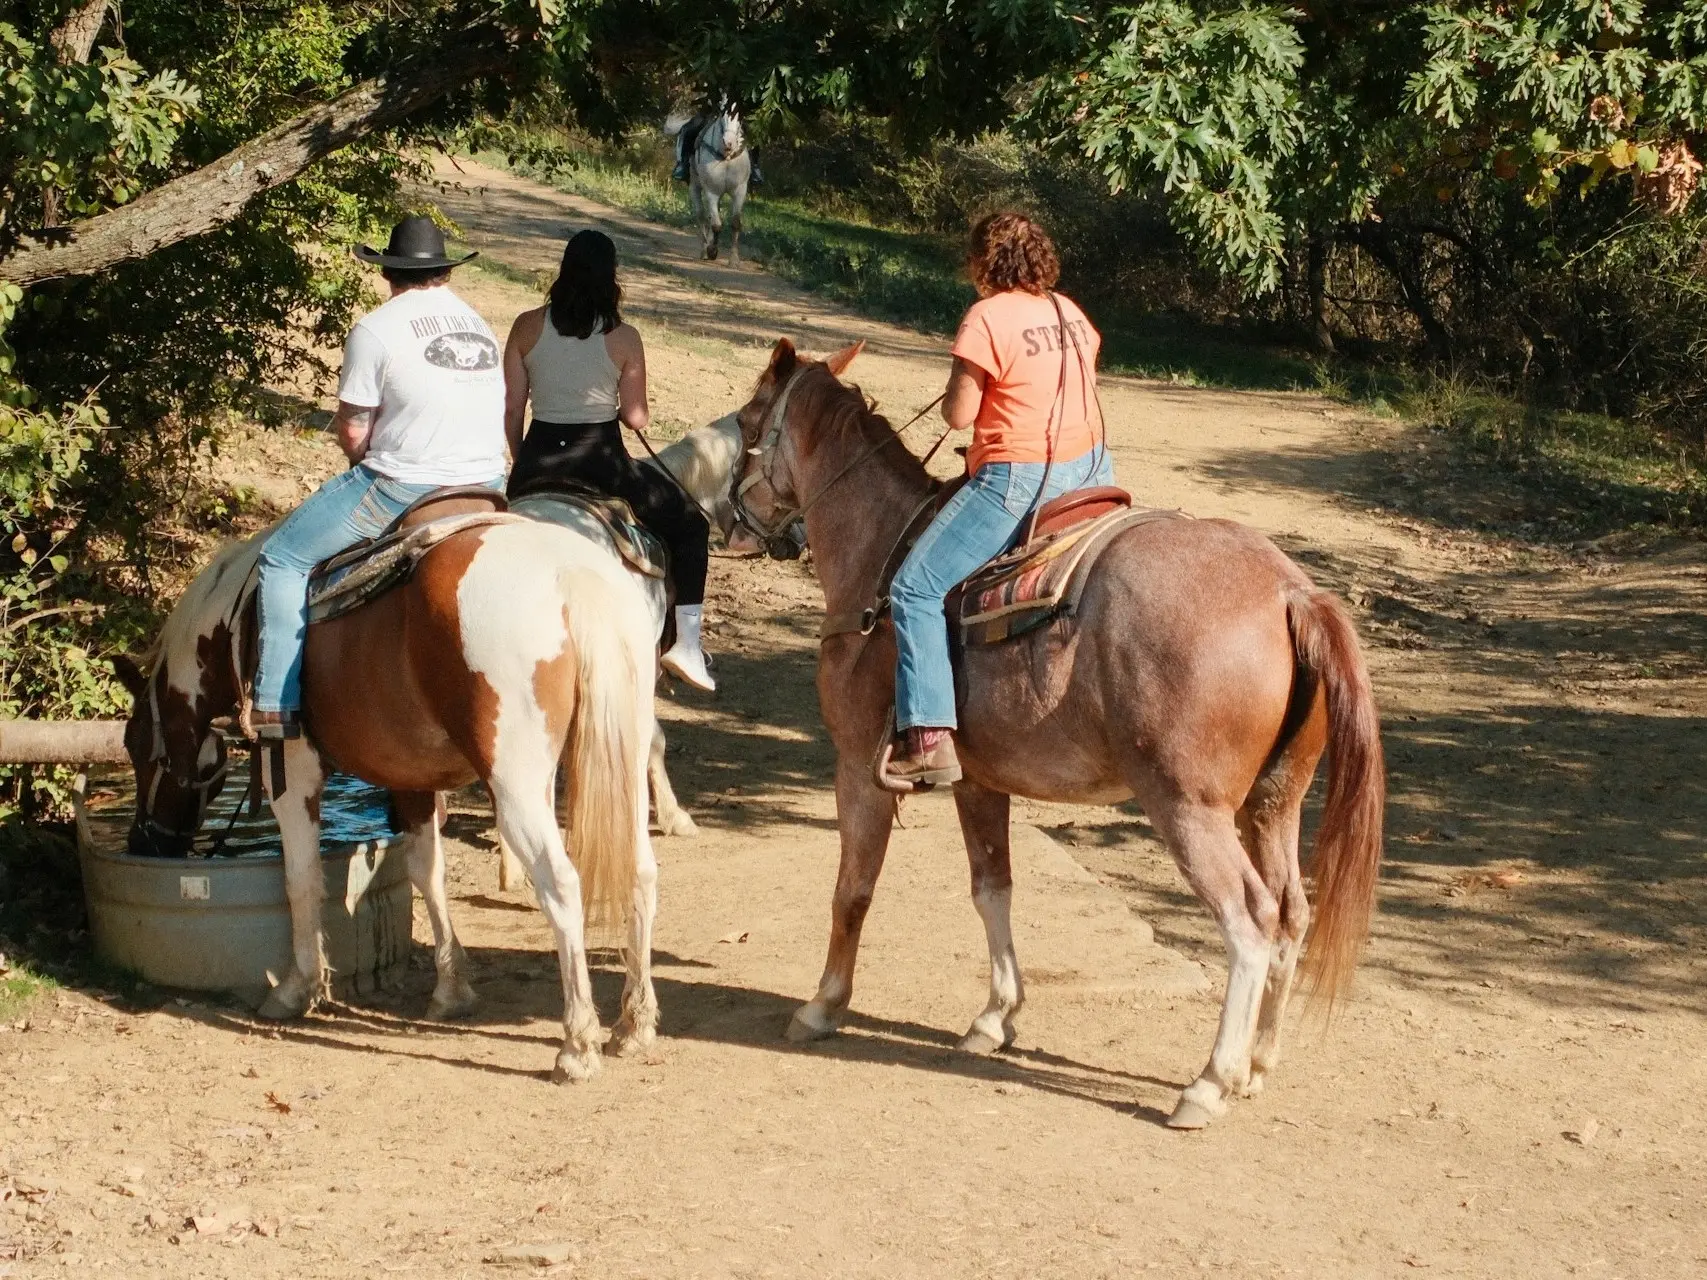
xmin=1152 ymin=801 xmax=1279 ymax=1129
xmin=703 ymin=185 xmax=722 ymax=260
xmin=649 ymin=720 xmax=697 ymax=837
xmin=258 ymin=739 xmax=328 ymax=1019
xmin=492 ymin=777 xmax=603 ymax=1082
xmin=953 ymin=783 xmax=1024 ymax=1054
xmin=727 ymin=180 xmax=746 ymax=265
xmin=786 ymin=758 xmax=896 ymax=1041
xmin=1239 ymin=787 xmax=1313 ymax=1096
xmin=607 ymin=814 xmax=660 ymax=1057
xmin=395 ymin=790 xmax=477 ymax=1020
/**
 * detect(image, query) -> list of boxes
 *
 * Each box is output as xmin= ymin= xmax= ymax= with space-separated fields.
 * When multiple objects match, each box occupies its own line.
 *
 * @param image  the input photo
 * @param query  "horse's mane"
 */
xmin=789 ymin=363 xmax=931 ymax=483
xmin=650 ymin=413 xmax=740 ymax=506
xmin=146 ymin=531 xmax=268 ymax=678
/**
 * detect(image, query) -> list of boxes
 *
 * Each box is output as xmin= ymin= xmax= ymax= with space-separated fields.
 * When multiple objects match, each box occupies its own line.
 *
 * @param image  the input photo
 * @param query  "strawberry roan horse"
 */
xmin=731 ymin=341 xmax=1385 ymax=1128
xmin=114 ymin=518 xmax=659 ymax=1081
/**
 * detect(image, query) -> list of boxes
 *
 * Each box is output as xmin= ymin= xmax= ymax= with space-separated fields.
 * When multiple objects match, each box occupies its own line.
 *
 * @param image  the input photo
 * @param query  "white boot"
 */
xmin=661 ymin=604 xmax=716 ymax=692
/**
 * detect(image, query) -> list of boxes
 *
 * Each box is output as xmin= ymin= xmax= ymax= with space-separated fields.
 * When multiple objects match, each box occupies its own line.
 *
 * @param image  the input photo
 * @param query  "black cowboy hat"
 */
xmin=353 ymin=215 xmax=477 ymax=270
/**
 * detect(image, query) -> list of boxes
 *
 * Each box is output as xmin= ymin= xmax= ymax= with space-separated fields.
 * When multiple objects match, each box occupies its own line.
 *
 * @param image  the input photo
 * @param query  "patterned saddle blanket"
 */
xmin=305 ymin=511 xmax=526 ymax=624
xmin=507 ymin=485 xmax=667 ymax=582
xmin=950 ymin=501 xmax=1189 ymax=647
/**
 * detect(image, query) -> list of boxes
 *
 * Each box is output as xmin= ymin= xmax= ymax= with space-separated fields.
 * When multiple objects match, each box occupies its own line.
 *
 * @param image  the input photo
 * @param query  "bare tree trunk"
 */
xmin=1346 ymin=222 xmax=1451 ymax=361
xmin=1307 ymin=232 xmax=1334 ymax=354
xmin=1 ymin=29 xmax=517 ymax=286
xmin=50 ymin=0 xmax=111 ymax=64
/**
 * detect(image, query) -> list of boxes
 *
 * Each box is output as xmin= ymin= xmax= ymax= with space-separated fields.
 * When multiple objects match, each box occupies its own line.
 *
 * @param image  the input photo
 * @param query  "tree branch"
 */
xmin=0 ymin=29 xmax=519 ymax=286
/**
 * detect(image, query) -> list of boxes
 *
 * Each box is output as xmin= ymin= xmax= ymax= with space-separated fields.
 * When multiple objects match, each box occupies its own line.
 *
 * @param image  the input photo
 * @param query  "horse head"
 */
xmin=730 ymin=338 xmax=863 ymax=558
xmin=112 ymin=540 xmax=256 ymax=856
xmin=713 ymin=107 xmax=744 ymax=160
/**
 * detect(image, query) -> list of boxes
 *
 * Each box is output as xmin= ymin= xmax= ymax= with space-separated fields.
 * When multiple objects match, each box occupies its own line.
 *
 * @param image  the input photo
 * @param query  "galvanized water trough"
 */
xmin=2 ymin=718 xmax=412 ymax=1004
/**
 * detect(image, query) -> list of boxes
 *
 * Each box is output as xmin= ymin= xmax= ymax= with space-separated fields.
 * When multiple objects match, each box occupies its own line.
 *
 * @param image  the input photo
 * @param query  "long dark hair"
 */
xmin=547 ymin=229 xmax=623 ymax=339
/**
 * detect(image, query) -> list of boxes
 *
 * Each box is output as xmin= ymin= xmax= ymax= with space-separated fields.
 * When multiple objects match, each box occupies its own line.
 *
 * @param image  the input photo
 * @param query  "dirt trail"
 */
xmin=4 ymin=158 xmax=1705 ymax=1279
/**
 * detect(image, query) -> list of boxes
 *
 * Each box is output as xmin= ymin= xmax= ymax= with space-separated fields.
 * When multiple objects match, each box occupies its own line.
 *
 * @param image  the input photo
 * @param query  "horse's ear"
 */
xmin=109 ymin=654 xmax=148 ymax=702
xmin=766 ymin=338 xmax=798 ymax=382
xmin=824 ymin=340 xmax=864 ymax=377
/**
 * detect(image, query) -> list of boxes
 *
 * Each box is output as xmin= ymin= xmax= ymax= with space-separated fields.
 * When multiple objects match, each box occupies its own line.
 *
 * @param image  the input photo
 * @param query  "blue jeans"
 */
xmin=891 ymin=448 xmax=1116 ymax=731
xmin=254 ymin=466 xmax=499 ymax=713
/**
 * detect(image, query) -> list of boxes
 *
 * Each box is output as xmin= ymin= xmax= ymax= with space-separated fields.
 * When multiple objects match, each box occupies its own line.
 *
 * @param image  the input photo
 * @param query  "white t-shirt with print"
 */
xmin=337 ymin=285 xmax=507 ymax=485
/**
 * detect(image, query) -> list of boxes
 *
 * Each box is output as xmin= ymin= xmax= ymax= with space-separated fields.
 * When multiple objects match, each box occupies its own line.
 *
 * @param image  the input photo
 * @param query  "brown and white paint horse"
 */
xmin=116 ymin=518 xmax=660 ymax=1081
xmin=730 ymin=340 xmax=1386 ymax=1128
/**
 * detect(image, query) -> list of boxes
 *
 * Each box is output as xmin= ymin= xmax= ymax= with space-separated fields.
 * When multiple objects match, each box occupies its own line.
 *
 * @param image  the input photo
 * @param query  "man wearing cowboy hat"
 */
xmin=247 ymin=215 xmax=507 ymax=739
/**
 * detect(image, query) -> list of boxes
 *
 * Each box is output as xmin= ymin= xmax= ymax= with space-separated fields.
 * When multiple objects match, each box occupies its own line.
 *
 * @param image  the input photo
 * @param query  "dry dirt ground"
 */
xmin=3 ymin=157 xmax=1705 ymax=1278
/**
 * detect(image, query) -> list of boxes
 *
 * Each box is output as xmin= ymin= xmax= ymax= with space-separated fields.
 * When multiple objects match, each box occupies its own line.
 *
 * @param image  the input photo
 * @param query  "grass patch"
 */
xmin=1322 ymin=366 xmax=1707 ymax=539
xmin=459 ymin=245 xmax=552 ymax=296
xmin=0 ymin=962 xmax=56 ymax=1021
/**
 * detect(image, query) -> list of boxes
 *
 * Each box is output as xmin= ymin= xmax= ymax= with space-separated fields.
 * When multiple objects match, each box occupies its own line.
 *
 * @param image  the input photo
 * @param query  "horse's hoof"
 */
xmin=659 ymin=813 xmax=700 ymax=838
xmin=256 ymin=987 xmax=309 ymax=1021
xmin=1241 ymin=1071 xmax=1267 ymax=1099
xmin=956 ymin=1020 xmax=1016 ymax=1056
xmin=551 ymin=1047 xmax=604 ymax=1084
xmin=427 ymin=983 xmax=479 ymax=1021
xmin=785 ymin=1006 xmax=838 ymax=1042
xmin=1166 ymin=1097 xmax=1221 ymax=1130
xmin=606 ymin=1019 xmax=657 ymax=1057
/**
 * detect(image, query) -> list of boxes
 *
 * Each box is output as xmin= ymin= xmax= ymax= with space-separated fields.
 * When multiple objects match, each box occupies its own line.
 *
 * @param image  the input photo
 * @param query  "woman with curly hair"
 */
xmin=884 ymin=212 xmax=1114 ymax=786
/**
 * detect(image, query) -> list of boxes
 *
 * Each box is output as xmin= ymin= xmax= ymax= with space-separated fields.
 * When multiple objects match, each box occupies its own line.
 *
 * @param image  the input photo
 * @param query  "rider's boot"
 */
xmin=749 ymin=157 xmax=765 ymax=186
xmin=672 ymin=156 xmax=688 ymax=182
xmin=246 ymin=708 xmax=302 ymax=741
xmin=884 ymin=727 xmax=961 ymax=788
xmin=661 ymin=604 xmax=716 ymax=692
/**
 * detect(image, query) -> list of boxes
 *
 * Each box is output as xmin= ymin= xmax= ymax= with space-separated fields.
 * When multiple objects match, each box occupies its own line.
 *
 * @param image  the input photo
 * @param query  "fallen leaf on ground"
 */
xmin=263 ymin=1092 xmax=291 ymax=1114
xmin=241 ymin=1067 xmax=260 ymax=1079
xmin=717 ymin=930 xmax=749 ymax=944
xmin=1564 ymin=1118 xmax=1600 ymax=1146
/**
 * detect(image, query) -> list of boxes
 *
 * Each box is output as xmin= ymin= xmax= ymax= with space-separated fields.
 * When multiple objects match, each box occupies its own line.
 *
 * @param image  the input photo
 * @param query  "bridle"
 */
xmin=698 ymin=111 xmax=746 ymax=163
xmin=729 ymin=365 xmax=947 ymax=559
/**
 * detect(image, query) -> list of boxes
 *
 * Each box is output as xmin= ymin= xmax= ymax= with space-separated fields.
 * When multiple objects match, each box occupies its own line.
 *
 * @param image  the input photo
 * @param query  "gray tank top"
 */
xmin=524 ymin=319 xmax=620 ymax=423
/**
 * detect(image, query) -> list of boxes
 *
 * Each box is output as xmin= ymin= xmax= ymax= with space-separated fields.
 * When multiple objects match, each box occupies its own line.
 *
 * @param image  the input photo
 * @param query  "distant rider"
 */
xmin=672 ymin=106 xmax=763 ymax=185
xmin=882 ymin=213 xmax=1114 ymax=788
xmin=247 ymin=216 xmax=507 ymax=740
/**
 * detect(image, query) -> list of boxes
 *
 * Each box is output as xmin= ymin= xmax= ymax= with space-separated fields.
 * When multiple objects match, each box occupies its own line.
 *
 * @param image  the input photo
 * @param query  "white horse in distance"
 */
xmin=666 ymin=108 xmax=751 ymax=263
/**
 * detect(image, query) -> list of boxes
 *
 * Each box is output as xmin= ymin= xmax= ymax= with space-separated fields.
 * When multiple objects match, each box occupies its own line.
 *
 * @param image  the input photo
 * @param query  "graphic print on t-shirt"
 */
xmin=422 ymin=331 xmax=500 ymax=371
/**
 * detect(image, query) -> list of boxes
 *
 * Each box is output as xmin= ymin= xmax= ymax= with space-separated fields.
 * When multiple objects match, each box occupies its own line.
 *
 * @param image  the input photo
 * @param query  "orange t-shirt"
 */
xmin=951 ymin=290 xmax=1103 ymax=475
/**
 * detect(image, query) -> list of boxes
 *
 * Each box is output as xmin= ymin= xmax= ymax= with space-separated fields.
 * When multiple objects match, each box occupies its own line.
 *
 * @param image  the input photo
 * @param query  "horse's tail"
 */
xmin=559 ymin=565 xmax=652 ymax=935
xmin=1287 ymin=586 xmax=1386 ymax=1006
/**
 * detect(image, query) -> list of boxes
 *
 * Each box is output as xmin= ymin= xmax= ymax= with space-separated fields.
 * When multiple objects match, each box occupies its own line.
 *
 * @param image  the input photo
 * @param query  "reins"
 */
xmin=626 ymin=427 xmax=723 ymax=530
xmin=731 ymin=368 xmax=947 ymax=547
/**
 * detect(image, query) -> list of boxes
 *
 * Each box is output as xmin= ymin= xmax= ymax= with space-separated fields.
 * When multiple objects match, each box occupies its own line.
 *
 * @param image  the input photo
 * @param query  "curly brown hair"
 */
xmin=966 ymin=212 xmax=1061 ymax=296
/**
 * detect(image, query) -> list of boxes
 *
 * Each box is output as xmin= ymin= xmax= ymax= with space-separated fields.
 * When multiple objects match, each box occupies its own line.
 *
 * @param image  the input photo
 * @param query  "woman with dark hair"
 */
xmin=882 ymin=211 xmax=1115 ymax=787
xmin=504 ymin=229 xmax=715 ymax=690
